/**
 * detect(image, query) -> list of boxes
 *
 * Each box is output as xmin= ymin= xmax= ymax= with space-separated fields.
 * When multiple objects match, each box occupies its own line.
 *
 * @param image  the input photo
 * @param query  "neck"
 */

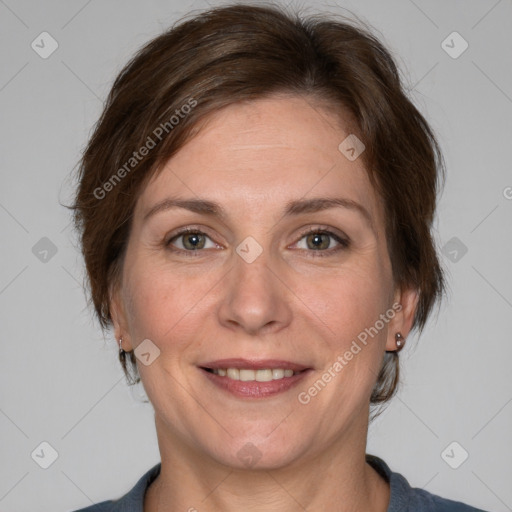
xmin=144 ymin=413 xmax=389 ymax=512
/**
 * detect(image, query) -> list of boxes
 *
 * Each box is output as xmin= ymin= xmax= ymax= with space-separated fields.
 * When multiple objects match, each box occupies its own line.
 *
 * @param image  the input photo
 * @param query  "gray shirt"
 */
xmin=72 ymin=454 xmax=489 ymax=511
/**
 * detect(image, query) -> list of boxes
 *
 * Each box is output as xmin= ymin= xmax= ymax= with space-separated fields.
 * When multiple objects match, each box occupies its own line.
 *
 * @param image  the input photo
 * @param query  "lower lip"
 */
xmin=200 ymin=368 xmax=312 ymax=398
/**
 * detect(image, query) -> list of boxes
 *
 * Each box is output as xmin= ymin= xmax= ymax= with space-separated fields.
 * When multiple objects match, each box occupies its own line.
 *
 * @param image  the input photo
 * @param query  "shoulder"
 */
xmin=366 ymin=454 xmax=490 ymax=512
xmin=70 ymin=462 xmax=161 ymax=512
xmin=400 ymin=483 xmax=490 ymax=511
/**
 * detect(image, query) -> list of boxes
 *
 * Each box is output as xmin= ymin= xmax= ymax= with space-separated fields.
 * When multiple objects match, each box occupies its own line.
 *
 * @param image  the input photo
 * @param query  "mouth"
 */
xmin=199 ymin=358 xmax=312 ymax=398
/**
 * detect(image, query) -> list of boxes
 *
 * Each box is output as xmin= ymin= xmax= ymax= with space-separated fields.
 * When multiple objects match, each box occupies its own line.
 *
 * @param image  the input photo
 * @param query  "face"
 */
xmin=111 ymin=95 xmax=416 ymax=470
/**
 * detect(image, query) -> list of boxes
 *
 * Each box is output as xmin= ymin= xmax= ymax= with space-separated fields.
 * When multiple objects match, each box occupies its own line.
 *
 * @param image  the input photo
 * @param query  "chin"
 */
xmin=201 ymin=432 xmax=307 ymax=471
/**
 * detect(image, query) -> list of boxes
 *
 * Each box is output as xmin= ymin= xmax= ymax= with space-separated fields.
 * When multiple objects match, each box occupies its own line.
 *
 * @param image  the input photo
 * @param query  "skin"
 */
xmin=110 ymin=94 xmax=418 ymax=511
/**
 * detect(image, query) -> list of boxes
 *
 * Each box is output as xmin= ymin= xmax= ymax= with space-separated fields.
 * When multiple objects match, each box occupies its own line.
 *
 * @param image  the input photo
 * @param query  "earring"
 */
xmin=118 ymin=337 xmax=125 ymax=355
xmin=395 ymin=332 xmax=405 ymax=352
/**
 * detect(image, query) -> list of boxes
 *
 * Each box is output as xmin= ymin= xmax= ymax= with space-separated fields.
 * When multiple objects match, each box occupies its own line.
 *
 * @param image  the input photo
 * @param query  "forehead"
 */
xmin=136 ymin=95 xmax=383 ymax=227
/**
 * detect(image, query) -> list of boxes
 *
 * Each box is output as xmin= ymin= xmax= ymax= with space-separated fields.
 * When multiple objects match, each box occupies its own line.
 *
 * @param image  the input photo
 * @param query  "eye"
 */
xmin=293 ymin=228 xmax=350 ymax=257
xmin=165 ymin=228 xmax=218 ymax=256
xmin=165 ymin=226 xmax=350 ymax=258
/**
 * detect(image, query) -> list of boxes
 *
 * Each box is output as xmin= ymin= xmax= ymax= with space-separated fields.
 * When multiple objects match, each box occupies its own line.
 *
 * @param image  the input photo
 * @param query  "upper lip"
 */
xmin=200 ymin=358 xmax=311 ymax=372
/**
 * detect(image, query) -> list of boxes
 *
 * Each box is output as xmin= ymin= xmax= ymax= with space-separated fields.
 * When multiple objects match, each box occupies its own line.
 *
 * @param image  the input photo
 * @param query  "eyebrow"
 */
xmin=143 ymin=196 xmax=374 ymax=231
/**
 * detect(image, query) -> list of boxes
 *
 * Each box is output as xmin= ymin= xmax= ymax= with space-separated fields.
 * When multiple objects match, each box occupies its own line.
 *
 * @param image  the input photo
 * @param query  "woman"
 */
xmin=70 ymin=3 xmax=489 ymax=511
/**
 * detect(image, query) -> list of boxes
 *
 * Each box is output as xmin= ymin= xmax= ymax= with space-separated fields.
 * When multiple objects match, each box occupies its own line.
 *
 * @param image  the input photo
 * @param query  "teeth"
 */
xmin=212 ymin=368 xmax=298 ymax=381
xmin=226 ymin=368 xmax=240 ymax=380
xmin=272 ymin=369 xmax=284 ymax=379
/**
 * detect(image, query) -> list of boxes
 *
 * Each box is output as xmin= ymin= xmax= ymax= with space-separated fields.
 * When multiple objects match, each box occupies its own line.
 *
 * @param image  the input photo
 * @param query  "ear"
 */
xmin=109 ymin=281 xmax=133 ymax=352
xmin=385 ymin=285 xmax=419 ymax=352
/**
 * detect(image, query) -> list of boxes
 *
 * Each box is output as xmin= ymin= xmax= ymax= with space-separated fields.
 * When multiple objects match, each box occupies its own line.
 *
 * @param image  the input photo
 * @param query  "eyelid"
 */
xmin=165 ymin=225 xmax=222 ymax=249
xmin=293 ymin=224 xmax=349 ymax=242
xmin=289 ymin=225 xmax=350 ymax=255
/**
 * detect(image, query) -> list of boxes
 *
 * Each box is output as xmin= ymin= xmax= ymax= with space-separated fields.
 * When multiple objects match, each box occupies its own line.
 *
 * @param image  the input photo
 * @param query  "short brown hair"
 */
xmin=69 ymin=2 xmax=446 ymax=404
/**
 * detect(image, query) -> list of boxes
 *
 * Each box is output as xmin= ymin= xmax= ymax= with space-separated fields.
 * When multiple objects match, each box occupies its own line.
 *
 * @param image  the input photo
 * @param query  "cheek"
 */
xmin=306 ymin=275 xmax=389 ymax=393
xmin=122 ymin=258 xmax=216 ymax=346
xmin=297 ymin=256 xmax=390 ymax=336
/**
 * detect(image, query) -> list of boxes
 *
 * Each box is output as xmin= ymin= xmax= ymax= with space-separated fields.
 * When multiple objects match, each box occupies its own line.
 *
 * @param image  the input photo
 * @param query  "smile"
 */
xmin=200 ymin=367 xmax=311 ymax=398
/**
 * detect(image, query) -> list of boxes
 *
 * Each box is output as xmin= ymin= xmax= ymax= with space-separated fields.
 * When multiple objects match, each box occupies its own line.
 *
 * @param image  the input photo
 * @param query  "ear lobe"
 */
xmin=109 ymin=283 xmax=132 ymax=351
xmin=385 ymin=286 xmax=419 ymax=351
xmin=398 ymin=286 xmax=420 ymax=336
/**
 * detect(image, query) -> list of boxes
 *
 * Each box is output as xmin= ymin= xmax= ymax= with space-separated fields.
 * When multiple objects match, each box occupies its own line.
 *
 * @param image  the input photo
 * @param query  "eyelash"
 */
xmin=165 ymin=226 xmax=350 ymax=258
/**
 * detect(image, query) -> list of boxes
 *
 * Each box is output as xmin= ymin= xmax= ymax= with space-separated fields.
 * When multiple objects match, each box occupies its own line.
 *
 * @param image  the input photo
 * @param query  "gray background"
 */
xmin=0 ymin=0 xmax=511 ymax=510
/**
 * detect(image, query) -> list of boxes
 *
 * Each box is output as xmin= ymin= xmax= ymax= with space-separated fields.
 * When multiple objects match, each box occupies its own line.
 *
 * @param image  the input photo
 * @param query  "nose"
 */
xmin=217 ymin=247 xmax=293 ymax=336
